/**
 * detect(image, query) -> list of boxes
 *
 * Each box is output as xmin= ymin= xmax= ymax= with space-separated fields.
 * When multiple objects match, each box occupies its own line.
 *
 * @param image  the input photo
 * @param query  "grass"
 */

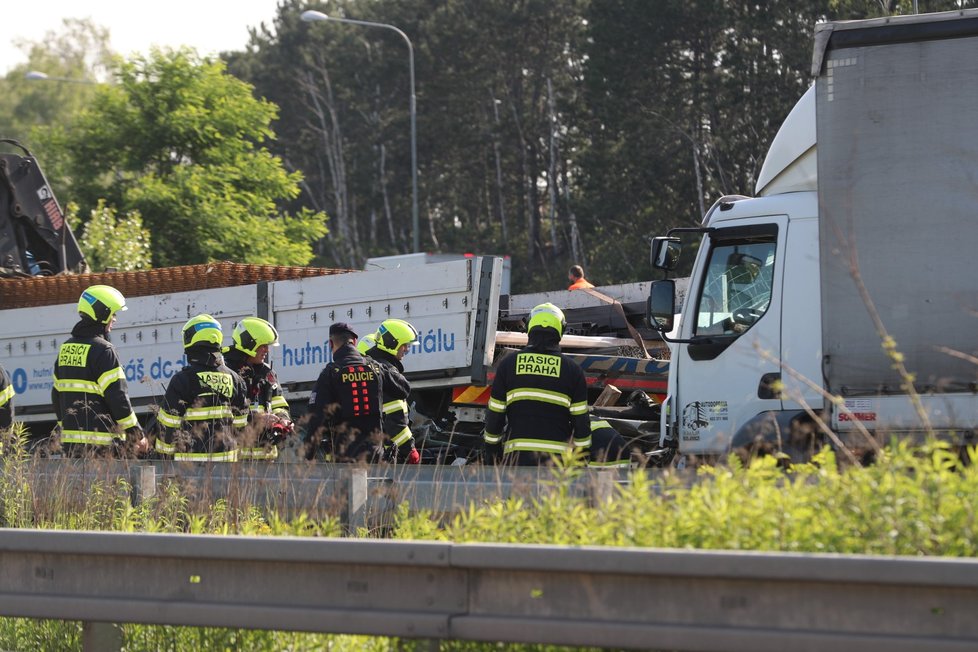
xmin=3 ymin=417 xmax=978 ymax=649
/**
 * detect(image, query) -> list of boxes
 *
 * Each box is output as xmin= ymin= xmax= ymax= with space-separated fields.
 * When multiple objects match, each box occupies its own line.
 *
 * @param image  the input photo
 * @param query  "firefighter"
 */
xmin=0 ymin=363 xmax=14 ymax=449
xmin=364 ymin=319 xmax=421 ymax=464
xmin=301 ymin=322 xmax=386 ymax=462
xmin=483 ymin=303 xmax=591 ymax=465
xmin=567 ymin=265 xmax=594 ymax=291
xmin=153 ymin=314 xmax=248 ymax=462
xmin=588 ymin=418 xmax=631 ymax=468
xmin=0 ymin=362 xmax=13 ymax=429
xmin=223 ymin=317 xmax=293 ymax=461
xmin=51 ymin=285 xmax=148 ymax=457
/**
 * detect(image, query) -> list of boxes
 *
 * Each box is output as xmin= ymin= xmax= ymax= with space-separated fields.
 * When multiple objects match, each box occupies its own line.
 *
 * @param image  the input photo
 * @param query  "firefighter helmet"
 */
xmin=528 ymin=303 xmax=566 ymax=337
xmin=182 ymin=314 xmax=223 ymax=349
xmin=376 ymin=319 xmax=419 ymax=355
xmin=78 ymin=285 xmax=127 ymax=324
xmin=232 ymin=317 xmax=279 ymax=357
xmin=357 ymin=332 xmax=378 ymax=355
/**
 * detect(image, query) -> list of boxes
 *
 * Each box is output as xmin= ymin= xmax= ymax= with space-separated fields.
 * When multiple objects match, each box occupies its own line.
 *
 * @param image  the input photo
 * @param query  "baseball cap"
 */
xmin=329 ymin=322 xmax=358 ymax=338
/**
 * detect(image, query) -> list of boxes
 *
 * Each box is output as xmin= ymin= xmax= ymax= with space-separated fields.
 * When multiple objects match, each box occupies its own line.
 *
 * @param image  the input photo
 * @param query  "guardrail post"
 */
xmin=348 ymin=467 xmax=368 ymax=532
xmin=129 ymin=464 xmax=156 ymax=507
xmin=588 ymin=470 xmax=617 ymax=507
xmin=82 ymin=621 xmax=121 ymax=652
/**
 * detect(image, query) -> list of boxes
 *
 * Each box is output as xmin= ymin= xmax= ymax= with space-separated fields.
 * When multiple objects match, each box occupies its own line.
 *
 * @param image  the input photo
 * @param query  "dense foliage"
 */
xmin=229 ymin=0 xmax=978 ymax=289
xmin=6 ymin=1 xmax=978 ymax=282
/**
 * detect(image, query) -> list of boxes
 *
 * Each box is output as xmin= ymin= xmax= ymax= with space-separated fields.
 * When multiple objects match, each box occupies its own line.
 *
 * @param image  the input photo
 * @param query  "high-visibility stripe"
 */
xmin=270 ymin=396 xmax=289 ymax=410
xmin=61 ymin=430 xmax=124 ymax=445
xmin=54 ymin=378 xmax=101 ymax=394
xmin=573 ymin=435 xmax=592 ymax=448
xmin=503 ymin=438 xmax=572 ymax=455
xmin=155 ymin=438 xmax=176 ymax=454
xmin=391 ymin=427 xmax=412 ymax=446
xmin=383 ymin=399 xmax=409 ymax=415
xmin=172 ymin=450 xmax=239 ymax=462
xmin=452 ymin=385 xmax=491 ymax=405
xmin=117 ymin=412 xmax=139 ymax=430
xmin=239 ymin=446 xmax=279 ymax=461
xmin=488 ymin=398 xmax=506 ymax=413
xmin=0 ymin=384 xmax=14 ymax=406
xmin=483 ymin=431 xmax=503 ymax=444
xmin=569 ymin=401 xmax=588 ymax=415
xmin=97 ymin=367 xmax=125 ymax=394
xmin=249 ymin=404 xmax=266 ymax=413
xmin=589 ymin=459 xmax=631 ymax=468
xmin=233 ymin=414 xmax=248 ymax=428
xmin=158 ymin=410 xmax=182 ymax=428
xmin=506 ymin=388 xmax=571 ymax=408
xmin=185 ymin=406 xmax=235 ymax=420
xmin=590 ymin=420 xmax=612 ymax=431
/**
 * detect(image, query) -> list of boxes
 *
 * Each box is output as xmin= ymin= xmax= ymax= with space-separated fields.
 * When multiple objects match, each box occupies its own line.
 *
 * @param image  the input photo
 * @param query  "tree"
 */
xmin=0 ymin=18 xmax=114 ymax=202
xmin=40 ymin=49 xmax=327 ymax=268
xmin=76 ymin=200 xmax=152 ymax=272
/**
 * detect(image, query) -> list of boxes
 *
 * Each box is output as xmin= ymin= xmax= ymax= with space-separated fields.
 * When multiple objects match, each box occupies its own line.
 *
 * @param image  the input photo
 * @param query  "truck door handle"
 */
xmin=758 ymin=373 xmax=781 ymax=399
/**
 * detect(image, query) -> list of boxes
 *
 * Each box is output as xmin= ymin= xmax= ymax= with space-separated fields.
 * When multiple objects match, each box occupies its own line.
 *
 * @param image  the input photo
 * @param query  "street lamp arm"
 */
xmin=24 ymin=71 xmax=99 ymax=85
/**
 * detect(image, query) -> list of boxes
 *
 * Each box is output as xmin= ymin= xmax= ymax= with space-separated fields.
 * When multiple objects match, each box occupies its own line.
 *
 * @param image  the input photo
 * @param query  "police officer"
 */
xmin=483 ymin=303 xmax=591 ymax=465
xmin=364 ymin=319 xmax=421 ymax=464
xmin=0 ymin=363 xmax=14 ymax=443
xmin=223 ymin=317 xmax=292 ymax=461
xmin=52 ymin=285 xmax=148 ymax=457
xmin=154 ymin=314 xmax=248 ymax=462
xmin=302 ymin=322 xmax=385 ymax=462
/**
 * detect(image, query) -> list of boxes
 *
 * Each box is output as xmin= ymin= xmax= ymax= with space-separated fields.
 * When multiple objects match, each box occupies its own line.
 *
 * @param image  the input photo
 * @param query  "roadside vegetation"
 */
xmin=1 ymin=423 xmax=976 ymax=649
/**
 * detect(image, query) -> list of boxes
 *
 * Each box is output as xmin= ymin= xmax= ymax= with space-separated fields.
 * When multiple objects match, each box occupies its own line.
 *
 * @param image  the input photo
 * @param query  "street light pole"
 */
xmin=301 ymin=9 xmax=419 ymax=253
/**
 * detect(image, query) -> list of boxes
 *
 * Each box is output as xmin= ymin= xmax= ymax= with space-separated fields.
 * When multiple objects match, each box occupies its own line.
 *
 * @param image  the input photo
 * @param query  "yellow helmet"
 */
xmin=232 ymin=317 xmax=279 ymax=357
xmin=182 ymin=314 xmax=223 ymax=349
xmin=78 ymin=285 xmax=127 ymax=324
xmin=528 ymin=303 xmax=565 ymax=337
xmin=376 ymin=319 xmax=419 ymax=355
xmin=357 ymin=332 xmax=378 ymax=355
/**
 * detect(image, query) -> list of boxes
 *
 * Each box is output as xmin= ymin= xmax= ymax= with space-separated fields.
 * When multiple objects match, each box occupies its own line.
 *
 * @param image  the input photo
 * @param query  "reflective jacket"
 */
xmin=51 ymin=319 xmax=139 ymax=447
xmin=0 ymin=364 xmax=14 ymax=440
xmin=154 ymin=346 xmax=248 ymax=462
xmin=365 ymin=346 xmax=414 ymax=449
xmin=588 ymin=418 xmax=630 ymax=468
xmin=304 ymin=344 xmax=385 ymax=461
xmin=568 ymin=277 xmax=594 ymax=291
xmin=483 ymin=330 xmax=591 ymax=465
xmin=223 ymin=347 xmax=290 ymax=460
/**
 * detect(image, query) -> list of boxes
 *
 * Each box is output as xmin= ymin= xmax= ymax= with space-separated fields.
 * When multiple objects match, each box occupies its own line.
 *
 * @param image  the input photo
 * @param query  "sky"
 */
xmin=2 ymin=0 xmax=282 ymax=75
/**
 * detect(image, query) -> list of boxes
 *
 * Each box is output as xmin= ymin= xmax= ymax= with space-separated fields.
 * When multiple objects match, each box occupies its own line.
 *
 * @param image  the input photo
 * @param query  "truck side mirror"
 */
xmin=647 ymin=280 xmax=676 ymax=332
xmin=650 ymin=237 xmax=682 ymax=271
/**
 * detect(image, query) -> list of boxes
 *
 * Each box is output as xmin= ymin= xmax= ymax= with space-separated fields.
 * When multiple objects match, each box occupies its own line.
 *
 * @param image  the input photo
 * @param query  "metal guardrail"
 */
xmin=0 ymin=528 xmax=977 ymax=651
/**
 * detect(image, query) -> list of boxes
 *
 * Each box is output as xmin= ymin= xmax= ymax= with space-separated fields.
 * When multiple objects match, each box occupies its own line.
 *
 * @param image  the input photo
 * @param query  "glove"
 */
xmin=407 ymin=447 xmax=421 ymax=464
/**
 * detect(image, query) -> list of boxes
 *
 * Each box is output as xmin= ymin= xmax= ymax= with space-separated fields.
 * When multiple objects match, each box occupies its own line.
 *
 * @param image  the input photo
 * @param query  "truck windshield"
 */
xmin=694 ymin=239 xmax=776 ymax=336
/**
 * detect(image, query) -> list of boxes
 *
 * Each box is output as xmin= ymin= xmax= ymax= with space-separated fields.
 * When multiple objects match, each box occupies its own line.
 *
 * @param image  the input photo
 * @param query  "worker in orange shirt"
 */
xmin=567 ymin=265 xmax=594 ymax=291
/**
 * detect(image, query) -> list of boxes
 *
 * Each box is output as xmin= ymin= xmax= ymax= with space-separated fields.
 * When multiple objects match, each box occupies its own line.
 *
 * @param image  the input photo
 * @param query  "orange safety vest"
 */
xmin=568 ymin=278 xmax=594 ymax=291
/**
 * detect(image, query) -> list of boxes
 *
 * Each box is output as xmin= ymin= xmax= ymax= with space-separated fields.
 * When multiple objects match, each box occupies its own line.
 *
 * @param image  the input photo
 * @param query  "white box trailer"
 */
xmin=365 ymin=252 xmax=512 ymax=295
xmin=0 ymin=257 xmax=503 ymax=427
